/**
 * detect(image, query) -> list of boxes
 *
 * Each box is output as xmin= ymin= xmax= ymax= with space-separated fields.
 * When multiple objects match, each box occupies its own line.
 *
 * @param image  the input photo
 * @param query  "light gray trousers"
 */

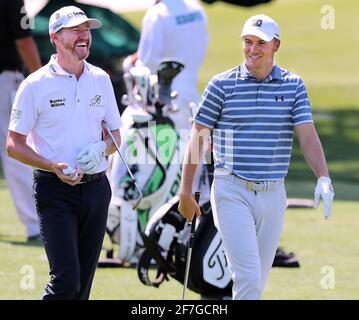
xmin=0 ymin=71 xmax=39 ymax=237
xmin=210 ymin=170 xmax=287 ymax=300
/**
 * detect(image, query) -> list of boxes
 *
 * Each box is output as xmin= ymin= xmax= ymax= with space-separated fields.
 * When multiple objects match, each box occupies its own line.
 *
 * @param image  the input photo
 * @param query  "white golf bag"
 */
xmin=105 ymin=60 xmax=198 ymax=264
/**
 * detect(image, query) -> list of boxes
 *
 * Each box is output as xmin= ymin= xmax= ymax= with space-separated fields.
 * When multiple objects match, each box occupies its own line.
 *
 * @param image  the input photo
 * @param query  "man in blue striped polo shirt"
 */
xmin=178 ymin=14 xmax=334 ymax=300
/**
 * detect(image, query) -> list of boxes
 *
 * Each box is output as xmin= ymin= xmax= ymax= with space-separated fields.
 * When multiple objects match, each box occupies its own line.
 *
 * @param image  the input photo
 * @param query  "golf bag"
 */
xmin=137 ymin=194 xmax=301 ymax=297
xmin=137 ymin=196 xmax=233 ymax=297
xmin=105 ymin=60 xmax=190 ymax=264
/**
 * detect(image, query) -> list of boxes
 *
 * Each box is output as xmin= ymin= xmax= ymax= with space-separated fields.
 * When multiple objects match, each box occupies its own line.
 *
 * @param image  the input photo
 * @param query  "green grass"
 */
xmin=288 ymin=110 xmax=359 ymax=186
xmin=1 ymin=179 xmax=359 ymax=299
xmin=122 ymin=0 xmax=359 ymax=109
xmin=0 ymin=179 xmax=199 ymax=300
xmin=264 ymin=201 xmax=359 ymax=300
xmin=121 ymin=0 xmax=359 ymax=186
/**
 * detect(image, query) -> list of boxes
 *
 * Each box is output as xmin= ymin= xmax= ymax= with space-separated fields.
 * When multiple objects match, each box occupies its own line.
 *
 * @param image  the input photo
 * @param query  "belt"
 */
xmin=33 ymin=170 xmax=106 ymax=183
xmin=214 ymin=169 xmax=283 ymax=192
xmin=243 ymin=179 xmax=283 ymax=192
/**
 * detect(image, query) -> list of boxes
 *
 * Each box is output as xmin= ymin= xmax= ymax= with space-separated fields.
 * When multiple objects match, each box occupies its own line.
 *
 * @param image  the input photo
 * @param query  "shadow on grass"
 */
xmin=288 ymin=108 xmax=359 ymax=183
xmin=0 ymin=235 xmax=43 ymax=247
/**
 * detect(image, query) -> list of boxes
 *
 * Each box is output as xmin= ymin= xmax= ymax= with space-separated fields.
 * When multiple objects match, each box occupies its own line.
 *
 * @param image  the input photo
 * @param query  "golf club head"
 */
xmin=157 ymin=61 xmax=184 ymax=106
xmin=122 ymin=72 xmax=135 ymax=104
xmin=132 ymin=189 xmax=143 ymax=210
xmin=130 ymin=66 xmax=151 ymax=108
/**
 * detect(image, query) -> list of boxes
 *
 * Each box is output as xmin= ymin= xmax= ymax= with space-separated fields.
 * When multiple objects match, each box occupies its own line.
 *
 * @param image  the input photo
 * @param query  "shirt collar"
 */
xmin=239 ymin=62 xmax=282 ymax=82
xmin=47 ymin=54 xmax=91 ymax=76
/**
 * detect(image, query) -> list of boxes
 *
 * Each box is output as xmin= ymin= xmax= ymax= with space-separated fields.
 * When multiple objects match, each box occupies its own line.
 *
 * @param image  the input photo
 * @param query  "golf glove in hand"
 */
xmin=314 ymin=176 xmax=334 ymax=220
xmin=77 ymin=141 xmax=106 ymax=174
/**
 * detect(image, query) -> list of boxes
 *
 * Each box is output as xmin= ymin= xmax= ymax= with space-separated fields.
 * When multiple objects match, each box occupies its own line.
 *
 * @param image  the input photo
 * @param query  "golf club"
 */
xmin=102 ymin=121 xmax=143 ymax=209
xmin=181 ymin=191 xmax=200 ymax=300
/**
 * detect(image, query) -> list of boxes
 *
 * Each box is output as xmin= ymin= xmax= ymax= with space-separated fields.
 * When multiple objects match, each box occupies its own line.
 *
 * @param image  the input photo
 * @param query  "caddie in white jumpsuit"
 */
xmin=179 ymin=14 xmax=335 ymax=300
xmin=0 ymin=0 xmax=42 ymax=240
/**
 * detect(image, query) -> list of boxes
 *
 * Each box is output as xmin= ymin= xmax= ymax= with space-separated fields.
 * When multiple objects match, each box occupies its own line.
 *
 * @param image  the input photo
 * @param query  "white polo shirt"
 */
xmin=9 ymin=55 xmax=122 ymax=173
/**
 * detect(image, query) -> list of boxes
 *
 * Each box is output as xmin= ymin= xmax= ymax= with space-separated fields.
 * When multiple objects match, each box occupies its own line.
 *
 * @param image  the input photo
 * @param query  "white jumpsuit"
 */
xmin=0 ymin=71 xmax=39 ymax=238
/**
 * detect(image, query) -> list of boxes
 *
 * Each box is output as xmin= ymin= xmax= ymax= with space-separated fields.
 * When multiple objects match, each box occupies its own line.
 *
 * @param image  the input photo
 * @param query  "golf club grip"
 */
xmin=189 ymin=191 xmax=200 ymax=247
xmin=194 ymin=191 xmax=200 ymax=205
xmin=181 ymin=192 xmax=200 ymax=300
xmin=191 ymin=191 xmax=201 ymax=227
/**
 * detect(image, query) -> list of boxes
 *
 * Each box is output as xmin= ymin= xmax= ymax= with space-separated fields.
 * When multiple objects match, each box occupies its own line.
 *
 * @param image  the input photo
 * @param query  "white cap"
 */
xmin=48 ymin=6 xmax=102 ymax=35
xmin=241 ymin=14 xmax=280 ymax=42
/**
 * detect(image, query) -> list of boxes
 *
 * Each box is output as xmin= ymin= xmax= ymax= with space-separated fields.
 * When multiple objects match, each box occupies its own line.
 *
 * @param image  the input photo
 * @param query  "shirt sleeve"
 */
xmin=8 ymin=80 xmax=37 ymax=135
xmin=292 ymin=78 xmax=313 ymax=126
xmin=194 ymin=76 xmax=225 ymax=129
xmin=136 ymin=9 xmax=164 ymax=73
xmin=103 ymin=75 xmax=122 ymax=131
xmin=8 ymin=0 xmax=32 ymax=40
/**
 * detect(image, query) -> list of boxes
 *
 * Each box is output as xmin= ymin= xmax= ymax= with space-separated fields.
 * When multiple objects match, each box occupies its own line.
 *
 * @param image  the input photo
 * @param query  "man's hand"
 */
xmin=314 ymin=176 xmax=334 ymax=220
xmin=178 ymin=194 xmax=201 ymax=222
xmin=52 ymin=163 xmax=83 ymax=186
xmin=77 ymin=141 xmax=106 ymax=174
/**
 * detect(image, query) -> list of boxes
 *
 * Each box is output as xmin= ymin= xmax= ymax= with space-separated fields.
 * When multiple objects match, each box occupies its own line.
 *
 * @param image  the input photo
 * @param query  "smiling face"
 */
xmin=242 ymin=35 xmax=280 ymax=77
xmin=52 ymin=22 xmax=92 ymax=62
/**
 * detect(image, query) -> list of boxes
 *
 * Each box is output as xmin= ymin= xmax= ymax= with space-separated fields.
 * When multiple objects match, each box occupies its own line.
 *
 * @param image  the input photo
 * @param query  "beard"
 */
xmin=61 ymin=38 xmax=90 ymax=61
xmin=73 ymin=47 xmax=90 ymax=61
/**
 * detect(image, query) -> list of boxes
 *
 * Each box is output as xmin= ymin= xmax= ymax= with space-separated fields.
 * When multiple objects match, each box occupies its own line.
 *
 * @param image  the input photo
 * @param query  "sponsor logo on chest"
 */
xmin=50 ymin=98 xmax=66 ymax=107
xmin=275 ymin=95 xmax=285 ymax=102
xmin=89 ymin=95 xmax=104 ymax=107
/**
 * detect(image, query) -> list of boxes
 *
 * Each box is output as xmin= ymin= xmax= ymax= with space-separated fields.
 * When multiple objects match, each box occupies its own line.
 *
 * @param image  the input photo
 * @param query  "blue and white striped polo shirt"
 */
xmin=194 ymin=63 xmax=313 ymax=181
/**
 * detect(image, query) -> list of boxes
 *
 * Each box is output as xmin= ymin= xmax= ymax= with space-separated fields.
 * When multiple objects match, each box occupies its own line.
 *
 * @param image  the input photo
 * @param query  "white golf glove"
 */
xmin=77 ymin=141 xmax=106 ymax=174
xmin=314 ymin=176 xmax=334 ymax=220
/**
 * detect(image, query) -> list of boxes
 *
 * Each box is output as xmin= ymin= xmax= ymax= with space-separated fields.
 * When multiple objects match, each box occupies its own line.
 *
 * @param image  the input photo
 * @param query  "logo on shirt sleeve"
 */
xmin=11 ymin=109 xmax=22 ymax=120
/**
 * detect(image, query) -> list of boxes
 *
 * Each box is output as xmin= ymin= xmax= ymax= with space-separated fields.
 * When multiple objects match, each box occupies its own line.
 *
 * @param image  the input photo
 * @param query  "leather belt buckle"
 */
xmin=246 ymin=181 xmax=255 ymax=191
xmin=246 ymin=181 xmax=265 ymax=192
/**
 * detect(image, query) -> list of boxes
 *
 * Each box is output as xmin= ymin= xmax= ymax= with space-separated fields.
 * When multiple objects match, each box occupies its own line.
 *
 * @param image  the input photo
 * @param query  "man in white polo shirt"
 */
xmin=7 ymin=6 xmax=122 ymax=300
xmin=178 ymin=14 xmax=334 ymax=299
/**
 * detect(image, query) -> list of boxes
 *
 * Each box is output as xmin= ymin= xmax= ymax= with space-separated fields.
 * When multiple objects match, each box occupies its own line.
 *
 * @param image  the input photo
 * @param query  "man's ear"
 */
xmin=274 ymin=39 xmax=281 ymax=52
xmin=50 ymin=32 xmax=60 ymax=48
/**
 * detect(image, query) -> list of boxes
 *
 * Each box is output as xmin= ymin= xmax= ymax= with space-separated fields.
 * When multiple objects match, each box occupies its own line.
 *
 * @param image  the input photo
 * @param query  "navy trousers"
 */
xmin=33 ymin=172 xmax=111 ymax=300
